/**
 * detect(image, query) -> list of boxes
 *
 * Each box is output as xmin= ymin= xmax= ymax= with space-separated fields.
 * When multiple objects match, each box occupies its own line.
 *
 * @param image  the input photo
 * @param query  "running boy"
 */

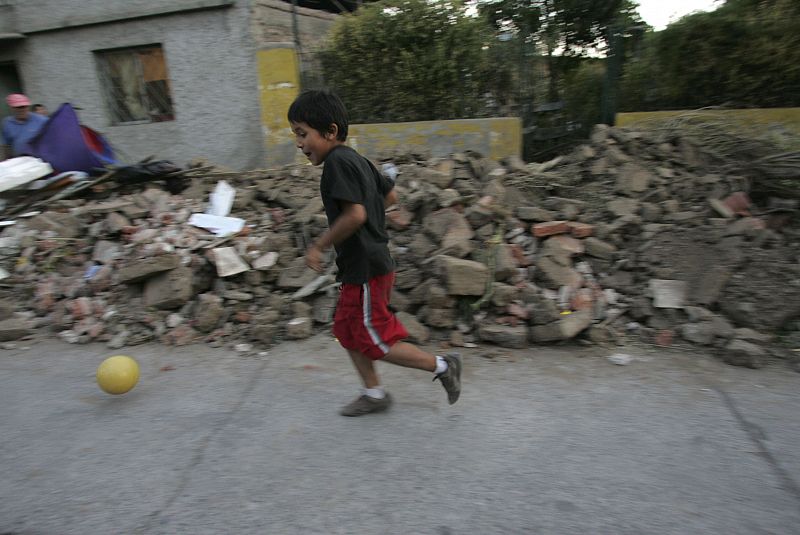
xmin=288 ymin=89 xmax=462 ymax=417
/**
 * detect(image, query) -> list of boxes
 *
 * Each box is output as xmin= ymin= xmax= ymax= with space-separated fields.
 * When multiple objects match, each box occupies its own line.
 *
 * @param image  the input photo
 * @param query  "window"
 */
xmin=96 ymin=45 xmax=175 ymax=125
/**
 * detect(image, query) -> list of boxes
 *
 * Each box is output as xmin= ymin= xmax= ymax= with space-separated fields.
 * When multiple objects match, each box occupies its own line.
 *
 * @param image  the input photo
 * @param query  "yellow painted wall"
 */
xmin=616 ymin=108 xmax=800 ymax=149
xmin=258 ymin=49 xmax=522 ymax=165
xmin=348 ymin=117 xmax=522 ymax=162
xmin=257 ymin=46 xmax=300 ymax=167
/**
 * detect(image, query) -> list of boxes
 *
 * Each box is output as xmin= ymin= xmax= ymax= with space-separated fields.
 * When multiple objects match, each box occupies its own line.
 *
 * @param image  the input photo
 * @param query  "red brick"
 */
xmin=722 ymin=192 xmax=751 ymax=216
xmin=70 ymin=297 xmax=93 ymax=320
xmin=165 ymin=325 xmax=199 ymax=346
xmin=568 ymin=221 xmax=594 ymax=238
xmin=507 ymin=302 xmax=530 ymax=320
xmin=655 ymin=329 xmax=673 ymax=347
xmin=234 ymin=311 xmax=252 ymax=323
xmin=73 ymin=318 xmax=104 ymax=339
xmin=271 ymin=208 xmax=286 ymax=225
xmin=532 ymin=220 xmax=569 ymax=238
xmin=570 ymin=288 xmax=594 ymax=311
xmin=509 ymin=243 xmax=529 ymax=267
xmin=35 ymin=279 xmax=58 ymax=314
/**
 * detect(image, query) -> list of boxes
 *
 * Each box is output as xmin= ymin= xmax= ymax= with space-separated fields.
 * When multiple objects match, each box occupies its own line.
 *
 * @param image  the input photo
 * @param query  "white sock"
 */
xmin=434 ymin=355 xmax=449 ymax=375
xmin=364 ymin=386 xmax=386 ymax=399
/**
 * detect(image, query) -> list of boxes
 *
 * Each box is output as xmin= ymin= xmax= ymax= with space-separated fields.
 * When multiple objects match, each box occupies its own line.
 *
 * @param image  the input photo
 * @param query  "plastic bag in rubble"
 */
xmin=207 ymin=180 xmax=235 ymax=217
xmin=0 ymin=156 xmax=53 ymax=192
xmin=381 ymin=163 xmax=399 ymax=182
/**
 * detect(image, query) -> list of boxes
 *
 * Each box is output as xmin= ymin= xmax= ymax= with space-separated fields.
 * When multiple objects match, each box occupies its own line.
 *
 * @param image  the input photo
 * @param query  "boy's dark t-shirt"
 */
xmin=321 ymin=145 xmax=395 ymax=284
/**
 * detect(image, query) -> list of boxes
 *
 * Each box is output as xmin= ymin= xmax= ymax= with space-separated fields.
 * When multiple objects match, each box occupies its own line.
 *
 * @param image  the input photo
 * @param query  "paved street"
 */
xmin=1 ymin=335 xmax=799 ymax=534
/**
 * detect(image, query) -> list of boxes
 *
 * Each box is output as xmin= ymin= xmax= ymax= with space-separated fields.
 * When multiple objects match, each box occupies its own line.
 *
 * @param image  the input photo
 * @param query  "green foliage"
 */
xmin=318 ymin=0 xmax=496 ymax=123
xmin=479 ymin=0 xmax=641 ymax=56
xmin=619 ymin=0 xmax=800 ymax=110
xmin=563 ymin=60 xmax=605 ymax=130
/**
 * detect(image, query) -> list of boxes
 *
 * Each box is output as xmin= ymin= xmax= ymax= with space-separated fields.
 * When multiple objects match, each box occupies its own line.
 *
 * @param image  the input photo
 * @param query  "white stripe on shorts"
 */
xmin=362 ymin=282 xmax=390 ymax=355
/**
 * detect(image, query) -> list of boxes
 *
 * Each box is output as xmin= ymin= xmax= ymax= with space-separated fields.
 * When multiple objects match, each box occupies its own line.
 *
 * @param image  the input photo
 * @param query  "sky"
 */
xmin=636 ymin=0 xmax=723 ymax=30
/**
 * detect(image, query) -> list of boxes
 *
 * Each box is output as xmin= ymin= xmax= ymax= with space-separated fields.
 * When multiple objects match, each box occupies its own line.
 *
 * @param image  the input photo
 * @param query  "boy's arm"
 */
xmin=306 ymin=201 xmax=367 ymax=272
xmin=384 ymin=188 xmax=398 ymax=208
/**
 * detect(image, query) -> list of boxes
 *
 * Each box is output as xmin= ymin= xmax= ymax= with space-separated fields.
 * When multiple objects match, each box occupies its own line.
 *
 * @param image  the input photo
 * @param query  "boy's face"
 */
xmin=290 ymin=121 xmax=339 ymax=166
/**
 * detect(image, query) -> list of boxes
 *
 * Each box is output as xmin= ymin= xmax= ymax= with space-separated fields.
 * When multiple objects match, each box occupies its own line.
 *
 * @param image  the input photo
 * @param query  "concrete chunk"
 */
xmin=397 ymin=311 xmax=430 ymax=344
xmin=723 ymin=340 xmax=766 ymax=369
xmin=278 ymin=258 xmax=318 ymax=289
xmin=143 ymin=267 xmax=193 ymax=310
xmin=117 ymin=254 xmax=181 ymax=284
xmin=543 ymin=235 xmax=584 ymax=258
xmin=584 ymin=237 xmax=617 ymax=260
xmin=478 ymin=324 xmax=528 ymax=348
xmin=530 ymin=311 xmax=592 ymax=342
xmin=710 ymin=198 xmax=735 ymax=218
xmin=535 ymin=256 xmax=583 ymax=289
xmin=649 ymin=279 xmax=687 ymax=309
xmin=425 ymin=208 xmax=474 ymax=255
xmin=77 ymin=200 xmax=134 ymax=215
xmin=680 ymin=322 xmax=715 ymax=345
xmin=286 ymin=317 xmax=313 ymax=339
xmin=212 ymin=247 xmax=249 ymax=277
xmin=252 ymin=252 xmax=279 ymax=270
xmin=608 ymin=198 xmax=640 ymax=217
xmin=517 ymin=207 xmax=556 ymax=222
xmin=0 ymin=318 xmax=30 ymax=341
xmin=436 ymin=255 xmax=489 ymax=296
xmin=92 ymin=240 xmax=121 ymax=264
xmin=420 ymin=167 xmax=453 ymax=189
xmin=26 ymin=212 xmax=83 ymax=238
xmin=421 ymin=306 xmax=456 ymax=328
xmin=615 ymin=163 xmax=652 ymax=195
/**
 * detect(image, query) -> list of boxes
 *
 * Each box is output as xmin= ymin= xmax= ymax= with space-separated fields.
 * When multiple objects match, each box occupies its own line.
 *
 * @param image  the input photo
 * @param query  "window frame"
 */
xmin=94 ymin=44 xmax=175 ymax=126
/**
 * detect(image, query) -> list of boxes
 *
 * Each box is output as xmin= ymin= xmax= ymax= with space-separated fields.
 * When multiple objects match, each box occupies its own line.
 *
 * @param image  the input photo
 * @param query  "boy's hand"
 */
xmin=305 ymin=244 xmax=324 ymax=272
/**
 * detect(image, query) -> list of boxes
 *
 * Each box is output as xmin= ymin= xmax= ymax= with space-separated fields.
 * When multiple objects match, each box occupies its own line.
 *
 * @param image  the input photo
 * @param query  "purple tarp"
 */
xmin=24 ymin=103 xmax=116 ymax=174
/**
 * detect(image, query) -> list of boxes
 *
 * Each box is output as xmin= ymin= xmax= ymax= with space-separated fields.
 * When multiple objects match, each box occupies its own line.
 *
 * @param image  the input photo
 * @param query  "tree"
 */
xmin=318 ymin=0 xmax=497 ymax=123
xmin=478 ymin=0 xmax=641 ymax=101
xmin=618 ymin=0 xmax=800 ymax=110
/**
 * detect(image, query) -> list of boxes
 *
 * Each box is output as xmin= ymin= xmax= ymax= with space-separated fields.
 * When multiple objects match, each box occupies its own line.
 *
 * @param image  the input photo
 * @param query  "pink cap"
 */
xmin=6 ymin=93 xmax=31 ymax=107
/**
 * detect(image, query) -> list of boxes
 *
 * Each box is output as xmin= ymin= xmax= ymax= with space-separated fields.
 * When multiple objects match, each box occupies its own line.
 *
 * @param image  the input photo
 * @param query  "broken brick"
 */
xmin=567 ymin=221 xmax=594 ymax=238
xmin=532 ymin=220 xmax=569 ymax=238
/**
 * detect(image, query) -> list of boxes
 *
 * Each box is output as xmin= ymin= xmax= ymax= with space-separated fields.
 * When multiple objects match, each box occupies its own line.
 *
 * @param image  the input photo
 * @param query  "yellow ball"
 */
xmin=96 ymin=355 xmax=140 ymax=395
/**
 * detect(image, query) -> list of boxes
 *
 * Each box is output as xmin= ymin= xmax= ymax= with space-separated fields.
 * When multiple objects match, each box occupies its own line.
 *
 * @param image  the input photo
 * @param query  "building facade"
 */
xmin=0 ymin=0 xmax=336 ymax=169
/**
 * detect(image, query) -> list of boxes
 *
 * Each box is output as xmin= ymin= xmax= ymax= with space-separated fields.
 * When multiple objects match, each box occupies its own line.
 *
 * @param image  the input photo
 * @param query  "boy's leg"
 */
xmin=346 ymin=349 xmax=381 ymax=388
xmin=334 ymin=282 xmax=390 ymax=416
xmin=384 ymin=342 xmax=462 ymax=405
xmin=341 ymin=349 xmax=392 ymax=417
xmin=338 ymin=273 xmax=463 ymax=411
xmin=383 ymin=342 xmax=436 ymax=371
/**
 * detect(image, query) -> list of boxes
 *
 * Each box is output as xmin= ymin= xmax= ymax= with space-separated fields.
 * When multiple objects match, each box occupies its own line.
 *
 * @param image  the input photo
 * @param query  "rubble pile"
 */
xmin=0 ymin=124 xmax=798 ymax=369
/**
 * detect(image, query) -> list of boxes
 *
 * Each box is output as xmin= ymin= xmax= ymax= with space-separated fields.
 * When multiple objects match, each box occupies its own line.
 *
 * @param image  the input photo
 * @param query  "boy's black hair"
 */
xmin=288 ymin=89 xmax=348 ymax=141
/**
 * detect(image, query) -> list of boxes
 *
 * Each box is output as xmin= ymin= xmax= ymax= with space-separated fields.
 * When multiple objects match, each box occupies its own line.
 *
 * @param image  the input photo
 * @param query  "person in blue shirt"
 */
xmin=2 ymin=93 xmax=48 ymax=160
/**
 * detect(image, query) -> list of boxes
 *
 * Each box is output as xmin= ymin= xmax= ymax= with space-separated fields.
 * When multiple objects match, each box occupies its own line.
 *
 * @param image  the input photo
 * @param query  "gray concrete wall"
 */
xmin=5 ymin=1 xmax=266 ymax=170
xmin=12 ymin=0 xmax=236 ymax=34
xmin=251 ymin=0 xmax=336 ymax=47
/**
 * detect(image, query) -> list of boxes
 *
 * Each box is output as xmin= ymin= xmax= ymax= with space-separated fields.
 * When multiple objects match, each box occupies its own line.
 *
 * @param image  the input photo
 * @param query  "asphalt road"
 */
xmin=1 ymin=335 xmax=799 ymax=535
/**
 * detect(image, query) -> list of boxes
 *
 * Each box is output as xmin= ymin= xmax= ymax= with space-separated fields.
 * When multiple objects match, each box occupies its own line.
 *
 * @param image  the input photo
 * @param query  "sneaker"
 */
xmin=340 ymin=393 xmax=393 ymax=417
xmin=433 ymin=352 xmax=462 ymax=405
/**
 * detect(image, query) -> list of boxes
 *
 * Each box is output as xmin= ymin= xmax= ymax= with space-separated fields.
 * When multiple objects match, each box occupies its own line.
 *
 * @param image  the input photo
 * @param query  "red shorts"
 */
xmin=333 ymin=272 xmax=408 ymax=360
